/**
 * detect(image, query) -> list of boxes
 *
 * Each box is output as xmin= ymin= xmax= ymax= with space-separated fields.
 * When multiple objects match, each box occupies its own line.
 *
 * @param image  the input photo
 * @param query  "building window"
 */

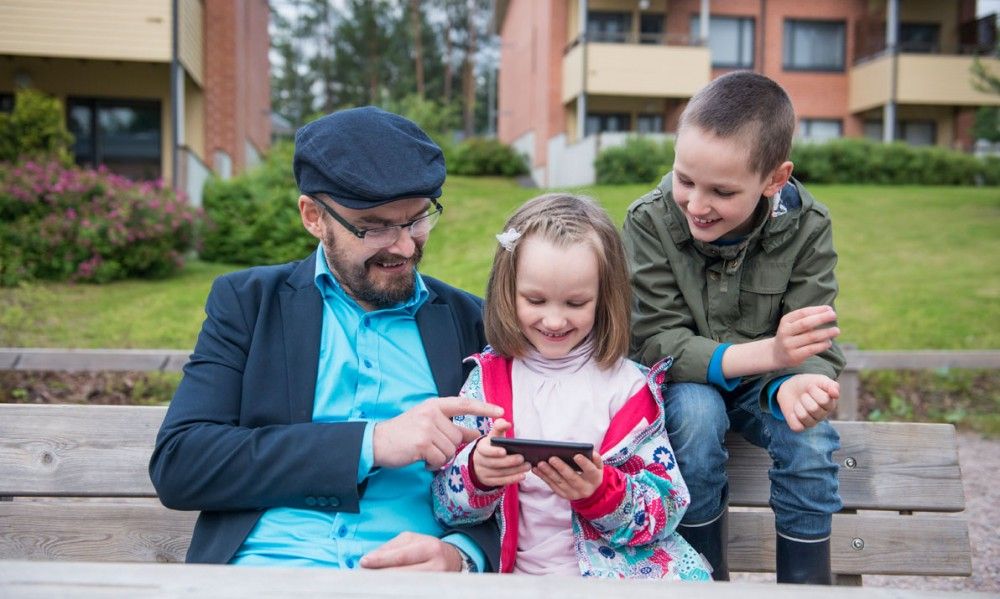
xmin=68 ymin=98 xmax=162 ymax=181
xmin=783 ymin=20 xmax=845 ymax=71
xmin=863 ymin=120 xmax=937 ymax=146
xmin=798 ymin=119 xmax=842 ymax=142
xmin=691 ymin=15 xmax=755 ymax=69
xmin=640 ymin=14 xmax=665 ymax=44
xmin=0 ymin=93 xmax=13 ymax=113
xmin=587 ymin=12 xmax=631 ymax=43
xmin=900 ymin=23 xmax=940 ymax=53
xmin=637 ymin=114 xmax=664 ymax=133
xmin=586 ymin=113 xmax=631 ymax=135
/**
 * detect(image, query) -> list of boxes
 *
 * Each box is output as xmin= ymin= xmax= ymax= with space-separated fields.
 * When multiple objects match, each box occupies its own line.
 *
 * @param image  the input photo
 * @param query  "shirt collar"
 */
xmin=312 ymin=243 xmax=428 ymax=314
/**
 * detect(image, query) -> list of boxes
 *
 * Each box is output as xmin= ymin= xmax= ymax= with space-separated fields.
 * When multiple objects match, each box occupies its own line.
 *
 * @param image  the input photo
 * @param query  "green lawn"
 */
xmin=2 ymin=177 xmax=998 ymax=351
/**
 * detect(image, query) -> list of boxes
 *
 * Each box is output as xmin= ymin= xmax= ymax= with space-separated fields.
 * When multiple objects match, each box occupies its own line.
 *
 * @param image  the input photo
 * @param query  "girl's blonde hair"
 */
xmin=484 ymin=193 xmax=631 ymax=369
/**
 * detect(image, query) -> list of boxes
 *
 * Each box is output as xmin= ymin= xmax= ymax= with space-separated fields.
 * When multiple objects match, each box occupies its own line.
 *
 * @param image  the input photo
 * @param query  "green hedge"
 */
xmin=200 ymin=140 xmax=316 ymax=265
xmin=791 ymin=139 xmax=999 ymax=186
xmin=594 ymin=136 xmax=999 ymax=186
xmin=448 ymin=138 xmax=528 ymax=177
xmin=595 ymin=137 xmax=674 ymax=185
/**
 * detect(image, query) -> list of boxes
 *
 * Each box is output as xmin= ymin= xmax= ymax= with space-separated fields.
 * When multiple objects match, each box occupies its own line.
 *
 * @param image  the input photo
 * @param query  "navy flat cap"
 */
xmin=293 ymin=106 xmax=445 ymax=209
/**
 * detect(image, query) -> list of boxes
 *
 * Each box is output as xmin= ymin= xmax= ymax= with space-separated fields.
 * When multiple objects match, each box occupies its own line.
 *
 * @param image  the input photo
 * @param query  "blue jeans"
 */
xmin=663 ymin=380 xmax=842 ymax=540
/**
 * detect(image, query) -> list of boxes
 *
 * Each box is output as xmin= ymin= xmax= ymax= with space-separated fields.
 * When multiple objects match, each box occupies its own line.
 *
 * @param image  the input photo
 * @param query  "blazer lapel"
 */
xmin=279 ymin=252 xmax=323 ymax=423
xmin=416 ymin=287 xmax=462 ymax=396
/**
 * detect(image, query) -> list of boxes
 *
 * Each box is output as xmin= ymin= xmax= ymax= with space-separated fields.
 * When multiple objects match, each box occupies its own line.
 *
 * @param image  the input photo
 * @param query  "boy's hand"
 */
xmin=771 ymin=306 xmax=840 ymax=369
xmin=775 ymin=374 xmax=840 ymax=432
xmin=472 ymin=419 xmax=531 ymax=488
xmin=533 ymin=451 xmax=604 ymax=501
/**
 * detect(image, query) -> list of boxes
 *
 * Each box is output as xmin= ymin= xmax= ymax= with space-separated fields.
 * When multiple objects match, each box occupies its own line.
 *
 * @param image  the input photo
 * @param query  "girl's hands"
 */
xmin=472 ymin=418 xmax=531 ymax=488
xmin=533 ymin=451 xmax=604 ymax=501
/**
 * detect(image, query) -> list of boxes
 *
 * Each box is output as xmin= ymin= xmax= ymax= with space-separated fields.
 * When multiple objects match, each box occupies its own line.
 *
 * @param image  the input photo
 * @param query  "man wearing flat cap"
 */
xmin=150 ymin=107 xmax=501 ymax=572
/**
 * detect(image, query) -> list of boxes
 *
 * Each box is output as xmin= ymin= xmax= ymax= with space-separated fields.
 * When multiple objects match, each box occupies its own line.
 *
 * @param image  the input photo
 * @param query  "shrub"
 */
xmin=449 ymin=137 xmax=528 ymax=177
xmin=0 ymin=89 xmax=73 ymax=165
xmin=791 ymin=138 xmax=997 ymax=186
xmin=595 ymin=137 xmax=674 ymax=185
xmin=200 ymin=140 xmax=316 ymax=265
xmin=0 ymin=161 xmax=198 ymax=286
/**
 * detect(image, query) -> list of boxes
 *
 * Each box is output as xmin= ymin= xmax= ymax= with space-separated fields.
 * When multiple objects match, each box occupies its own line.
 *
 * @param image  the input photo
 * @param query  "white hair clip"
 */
xmin=495 ymin=227 xmax=522 ymax=252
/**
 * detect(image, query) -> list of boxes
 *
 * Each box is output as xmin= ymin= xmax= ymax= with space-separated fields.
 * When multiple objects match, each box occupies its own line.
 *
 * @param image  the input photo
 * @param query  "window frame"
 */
xmin=67 ymin=97 xmax=162 ymax=179
xmin=783 ymin=19 xmax=847 ymax=72
xmin=691 ymin=14 xmax=756 ymax=69
xmin=798 ymin=118 xmax=843 ymax=143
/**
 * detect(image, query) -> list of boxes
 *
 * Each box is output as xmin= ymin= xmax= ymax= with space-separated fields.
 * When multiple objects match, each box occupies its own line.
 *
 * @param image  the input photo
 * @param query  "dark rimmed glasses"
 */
xmin=309 ymin=195 xmax=443 ymax=249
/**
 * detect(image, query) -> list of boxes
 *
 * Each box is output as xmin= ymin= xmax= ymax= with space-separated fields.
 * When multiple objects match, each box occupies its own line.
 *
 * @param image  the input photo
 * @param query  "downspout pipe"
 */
xmin=170 ymin=0 xmax=180 ymax=191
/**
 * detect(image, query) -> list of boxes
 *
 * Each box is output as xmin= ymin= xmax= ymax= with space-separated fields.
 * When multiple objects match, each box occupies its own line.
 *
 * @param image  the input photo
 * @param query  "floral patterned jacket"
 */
xmin=431 ymin=349 xmax=711 ymax=580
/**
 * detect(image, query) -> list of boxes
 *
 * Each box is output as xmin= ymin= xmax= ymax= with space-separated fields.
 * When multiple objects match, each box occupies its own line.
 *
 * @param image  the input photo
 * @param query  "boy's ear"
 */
xmin=762 ymin=161 xmax=794 ymax=197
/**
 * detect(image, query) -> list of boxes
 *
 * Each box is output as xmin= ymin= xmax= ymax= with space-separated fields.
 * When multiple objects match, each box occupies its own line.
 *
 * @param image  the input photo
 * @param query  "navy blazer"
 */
xmin=149 ymin=252 xmax=498 ymax=567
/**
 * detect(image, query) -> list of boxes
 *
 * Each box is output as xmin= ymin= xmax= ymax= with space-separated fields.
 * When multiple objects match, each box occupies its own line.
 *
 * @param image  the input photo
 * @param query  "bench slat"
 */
xmin=0 ymin=406 xmax=966 ymax=513
xmin=0 ymin=500 xmax=196 ymax=563
xmin=0 ymin=404 xmax=164 ymax=496
xmin=726 ymin=421 xmax=965 ymax=512
xmin=0 ymin=502 xmax=971 ymax=576
xmin=728 ymin=511 xmax=972 ymax=576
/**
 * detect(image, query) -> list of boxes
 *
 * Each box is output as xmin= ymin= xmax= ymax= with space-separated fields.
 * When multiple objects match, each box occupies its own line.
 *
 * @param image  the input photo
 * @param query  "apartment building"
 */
xmin=0 ymin=0 xmax=271 ymax=205
xmin=495 ymin=0 xmax=1000 ymax=186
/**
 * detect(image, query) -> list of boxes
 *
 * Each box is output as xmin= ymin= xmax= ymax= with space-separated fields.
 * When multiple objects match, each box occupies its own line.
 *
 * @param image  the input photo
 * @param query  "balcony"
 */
xmin=562 ymin=36 xmax=711 ymax=103
xmin=849 ymin=13 xmax=1000 ymax=112
xmin=849 ymin=53 xmax=1000 ymax=113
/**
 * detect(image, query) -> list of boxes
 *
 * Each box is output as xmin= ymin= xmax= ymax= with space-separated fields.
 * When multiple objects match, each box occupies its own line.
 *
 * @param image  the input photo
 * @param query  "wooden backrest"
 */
xmin=0 ymin=404 xmax=972 ymax=575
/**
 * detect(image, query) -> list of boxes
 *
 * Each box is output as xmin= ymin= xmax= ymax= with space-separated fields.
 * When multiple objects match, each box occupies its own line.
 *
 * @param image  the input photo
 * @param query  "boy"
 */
xmin=622 ymin=71 xmax=844 ymax=584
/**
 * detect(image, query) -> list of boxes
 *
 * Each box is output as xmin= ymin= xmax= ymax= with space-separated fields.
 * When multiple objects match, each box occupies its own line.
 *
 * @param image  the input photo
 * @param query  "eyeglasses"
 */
xmin=309 ymin=195 xmax=443 ymax=249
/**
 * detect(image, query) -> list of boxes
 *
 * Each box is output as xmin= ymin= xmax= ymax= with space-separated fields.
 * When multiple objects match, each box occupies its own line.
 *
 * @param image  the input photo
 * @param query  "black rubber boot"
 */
xmin=776 ymin=534 xmax=833 ymax=584
xmin=678 ymin=509 xmax=730 ymax=581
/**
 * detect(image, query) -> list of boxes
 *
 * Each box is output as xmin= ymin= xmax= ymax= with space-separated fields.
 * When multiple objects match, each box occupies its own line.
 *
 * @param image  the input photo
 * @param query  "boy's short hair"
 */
xmin=678 ymin=70 xmax=796 ymax=177
xmin=484 ymin=193 xmax=631 ymax=370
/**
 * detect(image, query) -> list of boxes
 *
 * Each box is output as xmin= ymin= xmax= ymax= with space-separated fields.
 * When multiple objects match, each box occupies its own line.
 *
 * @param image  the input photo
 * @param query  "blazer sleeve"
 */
xmin=148 ymin=274 xmax=369 ymax=513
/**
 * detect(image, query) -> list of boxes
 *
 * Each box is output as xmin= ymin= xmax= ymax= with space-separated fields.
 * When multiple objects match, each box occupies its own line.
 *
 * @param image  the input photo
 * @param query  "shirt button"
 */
xmin=363 ymin=359 xmax=372 ymax=368
xmin=338 ymin=525 xmax=348 ymax=537
xmin=345 ymin=557 xmax=355 ymax=568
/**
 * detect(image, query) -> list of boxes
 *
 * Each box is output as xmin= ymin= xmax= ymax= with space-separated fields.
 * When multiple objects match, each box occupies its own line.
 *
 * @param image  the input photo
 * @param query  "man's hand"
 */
xmin=775 ymin=374 xmax=840 ymax=432
xmin=373 ymin=397 xmax=504 ymax=470
xmin=533 ymin=451 xmax=604 ymax=501
xmin=472 ymin=418 xmax=531 ymax=488
xmin=770 ymin=306 xmax=840 ymax=370
xmin=359 ymin=532 xmax=464 ymax=571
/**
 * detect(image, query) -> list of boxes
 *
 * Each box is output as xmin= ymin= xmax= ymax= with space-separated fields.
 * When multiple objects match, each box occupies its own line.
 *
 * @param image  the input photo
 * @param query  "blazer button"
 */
xmin=317 ymin=496 xmax=329 ymax=507
xmin=328 ymin=497 xmax=341 ymax=507
xmin=305 ymin=496 xmax=317 ymax=506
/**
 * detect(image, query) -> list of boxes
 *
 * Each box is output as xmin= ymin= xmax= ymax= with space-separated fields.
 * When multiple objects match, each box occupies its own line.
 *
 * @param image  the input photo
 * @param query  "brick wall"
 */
xmin=203 ymin=0 xmax=270 ymax=174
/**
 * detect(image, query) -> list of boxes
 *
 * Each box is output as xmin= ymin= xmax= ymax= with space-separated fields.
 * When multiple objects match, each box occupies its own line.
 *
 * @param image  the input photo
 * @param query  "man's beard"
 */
xmin=322 ymin=233 xmax=423 ymax=309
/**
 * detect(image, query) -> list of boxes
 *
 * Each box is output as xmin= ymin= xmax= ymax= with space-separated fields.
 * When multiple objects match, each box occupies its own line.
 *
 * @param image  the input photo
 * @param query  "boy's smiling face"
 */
xmin=672 ymin=125 xmax=792 ymax=243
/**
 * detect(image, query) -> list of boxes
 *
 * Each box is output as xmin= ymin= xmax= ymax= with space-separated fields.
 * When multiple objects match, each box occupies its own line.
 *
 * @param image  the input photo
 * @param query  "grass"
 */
xmin=1 ymin=176 xmax=998 ymax=434
xmin=2 ymin=178 xmax=998 ymax=351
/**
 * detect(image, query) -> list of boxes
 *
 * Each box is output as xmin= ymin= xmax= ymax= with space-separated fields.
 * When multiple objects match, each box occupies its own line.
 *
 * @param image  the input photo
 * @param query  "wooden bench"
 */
xmin=0 ymin=403 xmax=972 ymax=584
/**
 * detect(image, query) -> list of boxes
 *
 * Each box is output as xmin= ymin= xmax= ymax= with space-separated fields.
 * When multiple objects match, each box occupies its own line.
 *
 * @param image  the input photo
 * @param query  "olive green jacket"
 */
xmin=623 ymin=174 xmax=845 ymax=405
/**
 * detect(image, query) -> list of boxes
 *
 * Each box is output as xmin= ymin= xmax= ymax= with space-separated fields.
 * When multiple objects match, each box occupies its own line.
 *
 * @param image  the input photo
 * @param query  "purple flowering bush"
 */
xmin=0 ymin=160 xmax=200 ymax=286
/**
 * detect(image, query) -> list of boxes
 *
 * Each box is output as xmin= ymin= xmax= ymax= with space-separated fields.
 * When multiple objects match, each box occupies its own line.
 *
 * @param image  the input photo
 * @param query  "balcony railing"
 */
xmin=565 ymin=31 xmax=701 ymax=54
xmin=854 ymin=13 xmax=997 ymax=64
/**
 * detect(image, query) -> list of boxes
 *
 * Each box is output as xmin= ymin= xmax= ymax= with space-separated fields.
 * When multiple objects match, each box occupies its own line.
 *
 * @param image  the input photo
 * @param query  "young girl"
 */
xmin=431 ymin=194 xmax=710 ymax=580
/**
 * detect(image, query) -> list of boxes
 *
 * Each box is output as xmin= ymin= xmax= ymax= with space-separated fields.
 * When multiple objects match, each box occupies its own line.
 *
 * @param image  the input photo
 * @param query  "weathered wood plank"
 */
xmin=843 ymin=349 xmax=1000 ymax=370
xmin=0 ymin=348 xmax=189 ymax=372
xmin=728 ymin=511 xmax=972 ymax=576
xmin=0 ymin=560 xmax=987 ymax=599
xmin=1 ymin=406 xmax=965 ymax=512
xmin=0 ymin=502 xmax=970 ymax=576
xmin=0 ymin=500 xmax=195 ymax=563
xmin=0 ymin=404 xmax=164 ymax=496
xmin=726 ymin=421 xmax=964 ymax=512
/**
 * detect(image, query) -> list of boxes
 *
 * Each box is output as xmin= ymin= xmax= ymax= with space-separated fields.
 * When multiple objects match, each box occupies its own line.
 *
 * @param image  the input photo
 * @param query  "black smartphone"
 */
xmin=490 ymin=437 xmax=594 ymax=472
